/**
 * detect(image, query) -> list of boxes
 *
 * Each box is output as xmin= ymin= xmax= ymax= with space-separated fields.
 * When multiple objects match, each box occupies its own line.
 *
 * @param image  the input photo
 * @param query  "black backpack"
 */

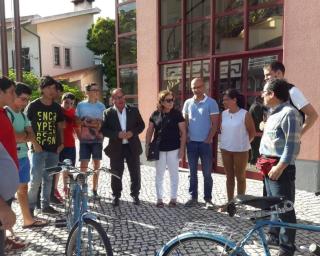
xmin=287 ymin=83 xmax=305 ymax=123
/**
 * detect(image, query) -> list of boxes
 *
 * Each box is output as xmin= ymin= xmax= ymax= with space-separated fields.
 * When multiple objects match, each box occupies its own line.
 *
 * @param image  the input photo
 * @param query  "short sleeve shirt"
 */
xmin=289 ymin=86 xmax=309 ymax=110
xmin=6 ymin=107 xmax=31 ymax=159
xmin=63 ymin=108 xmax=77 ymax=147
xmin=26 ymin=99 xmax=64 ymax=152
xmin=182 ymin=95 xmax=219 ymax=142
xmin=76 ymin=100 xmax=105 ymax=143
xmin=150 ymin=109 xmax=185 ymax=151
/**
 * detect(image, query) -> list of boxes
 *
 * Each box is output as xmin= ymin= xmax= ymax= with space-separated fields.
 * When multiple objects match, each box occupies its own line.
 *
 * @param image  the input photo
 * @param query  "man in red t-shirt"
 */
xmin=53 ymin=93 xmax=79 ymax=199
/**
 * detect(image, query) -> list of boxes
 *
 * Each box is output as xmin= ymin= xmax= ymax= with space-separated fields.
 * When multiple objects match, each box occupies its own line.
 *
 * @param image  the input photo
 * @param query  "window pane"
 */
xmin=54 ymin=47 xmax=60 ymax=66
xmin=186 ymin=21 xmax=210 ymax=58
xmin=161 ymin=63 xmax=182 ymax=108
xmin=215 ymin=14 xmax=244 ymax=54
xmin=161 ymin=26 xmax=182 ymax=61
xmin=65 ymin=48 xmax=71 ymax=67
xmin=249 ymin=6 xmax=283 ymax=50
xmin=186 ymin=0 xmax=210 ymax=19
xmin=216 ymin=0 xmax=243 ymax=13
xmin=161 ymin=0 xmax=181 ymax=25
xmin=185 ymin=60 xmax=210 ymax=97
xmin=125 ymin=97 xmax=138 ymax=107
xmin=247 ymin=55 xmax=278 ymax=92
xmin=119 ymin=35 xmax=137 ymax=65
xmin=249 ymin=0 xmax=278 ymax=6
xmin=119 ymin=68 xmax=138 ymax=95
xmin=118 ymin=2 xmax=136 ymax=34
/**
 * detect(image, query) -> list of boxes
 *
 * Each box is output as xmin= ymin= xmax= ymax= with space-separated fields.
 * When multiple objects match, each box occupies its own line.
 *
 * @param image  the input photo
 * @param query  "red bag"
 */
xmin=256 ymin=156 xmax=279 ymax=176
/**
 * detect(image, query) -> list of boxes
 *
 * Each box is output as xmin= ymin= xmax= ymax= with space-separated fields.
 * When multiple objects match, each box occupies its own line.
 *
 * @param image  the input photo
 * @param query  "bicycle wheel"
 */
xmin=158 ymin=232 xmax=239 ymax=256
xmin=65 ymin=218 xmax=113 ymax=256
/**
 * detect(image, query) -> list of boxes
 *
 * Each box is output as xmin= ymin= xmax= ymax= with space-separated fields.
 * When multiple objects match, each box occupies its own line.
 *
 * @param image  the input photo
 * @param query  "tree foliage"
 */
xmin=87 ymin=17 xmax=116 ymax=93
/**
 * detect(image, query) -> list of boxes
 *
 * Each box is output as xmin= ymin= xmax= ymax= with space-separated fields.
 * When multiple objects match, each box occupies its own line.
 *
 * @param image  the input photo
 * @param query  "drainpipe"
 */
xmin=0 ymin=0 xmax=9 ymax=76
xmin=13 ymin=0 xmax=22 ymax=81
xmin=22 ymin=26 xmax=42 ymax=76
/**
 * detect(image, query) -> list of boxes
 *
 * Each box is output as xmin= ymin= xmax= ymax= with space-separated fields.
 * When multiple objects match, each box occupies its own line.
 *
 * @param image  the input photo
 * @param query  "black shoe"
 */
xmin=92 ymin=190 xmax=101 ymax=200
xmin=50 ymin=196 xmax=63 ymax=205
xmin=42 ymin=206 xmax=59 ymax=215
xmin=132 ymin=196 xmax=140 ymax=205
xmin=112 ymin=197 xmax=120 ymax=207
xmin=277 ymin=248 xmax=294 ymax=256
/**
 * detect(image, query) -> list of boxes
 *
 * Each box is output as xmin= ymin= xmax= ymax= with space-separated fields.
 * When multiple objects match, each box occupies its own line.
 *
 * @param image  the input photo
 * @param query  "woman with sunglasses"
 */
xmin=145 ymin=90 xmax=186 ymax=208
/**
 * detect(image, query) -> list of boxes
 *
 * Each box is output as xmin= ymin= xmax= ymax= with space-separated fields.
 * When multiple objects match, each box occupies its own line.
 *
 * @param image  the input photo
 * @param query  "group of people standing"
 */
xmin=0 ymin=60 xmax=318 ymax=255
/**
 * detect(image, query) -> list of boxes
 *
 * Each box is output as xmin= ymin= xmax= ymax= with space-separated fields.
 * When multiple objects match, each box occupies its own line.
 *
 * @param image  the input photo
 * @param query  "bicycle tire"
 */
xmin=157 ymin=232 xmax=240 ymax=256
xmin=65 ymin=218 xmax=113 ymax=256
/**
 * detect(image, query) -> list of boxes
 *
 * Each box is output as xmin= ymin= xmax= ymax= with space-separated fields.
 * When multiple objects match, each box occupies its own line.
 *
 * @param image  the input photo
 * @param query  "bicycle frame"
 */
xmin=214 ymin=219 xmax=320 ymax=256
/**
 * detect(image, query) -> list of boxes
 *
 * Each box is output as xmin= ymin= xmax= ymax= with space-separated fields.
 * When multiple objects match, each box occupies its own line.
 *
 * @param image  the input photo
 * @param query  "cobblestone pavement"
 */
xmin=8 ymin=165 xmax=320 ymax=256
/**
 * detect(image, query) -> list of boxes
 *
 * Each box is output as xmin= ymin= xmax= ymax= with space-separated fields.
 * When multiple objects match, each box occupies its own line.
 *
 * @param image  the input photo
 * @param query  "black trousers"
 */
xmin=110 ymin=144 xmax=141 ymax=198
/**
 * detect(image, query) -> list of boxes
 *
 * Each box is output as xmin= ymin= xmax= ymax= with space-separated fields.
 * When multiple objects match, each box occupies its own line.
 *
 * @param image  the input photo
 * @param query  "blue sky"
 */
xmin=4 ymin=0 xmax=115 ymax=19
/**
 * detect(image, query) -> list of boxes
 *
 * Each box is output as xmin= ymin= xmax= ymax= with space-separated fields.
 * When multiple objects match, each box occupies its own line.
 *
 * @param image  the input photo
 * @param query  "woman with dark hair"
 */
xmin=145 ymin=90 xmax=186 ymax=208
xmin=219 ymin=89 xmax=256 ymax=211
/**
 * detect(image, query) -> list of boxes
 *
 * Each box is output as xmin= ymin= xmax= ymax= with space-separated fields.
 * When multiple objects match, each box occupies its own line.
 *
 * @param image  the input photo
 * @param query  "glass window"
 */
xmin=119 ymin=67 xmax=138 ymax=95
xmin=247 ymin=55 xmax=278 ymax=92
xmin=53 ymin=46 xmax=60 ymax=66
xmin=185 ymin=60 xmax=210 ymax=97
xmin=161 ymin=63 xmax=182 ymax=107
xmin=249 ymin=6 xmax=283 ymax=50
xmin=161 ymin=0 xmax=181 ymax=26
xmin=249 ymin=0 xmax=278 ymax=6
xmin=119 ymin=35 xmax=137 ymax=65
xmin=125 ymin=97 xmax=138 ymax=107
xmin=161 ymin=26 xmax=182 ymax=61
xmin=216 ymin=0 xmax=243 ymax=13
xmin=186 ymin=0 xmax=210 ymax=19
xmin=215 ymin=14 xmax=244 ymax=54
xmin=118 ymin=2 xmax=136 ymax=34
xmin=21 ymin=47 xmax=30 ymax=72
xmin=65 ymin=48 xmax=71 ymax=67
xmin=186 ymin=21 xmax=210 ymax=58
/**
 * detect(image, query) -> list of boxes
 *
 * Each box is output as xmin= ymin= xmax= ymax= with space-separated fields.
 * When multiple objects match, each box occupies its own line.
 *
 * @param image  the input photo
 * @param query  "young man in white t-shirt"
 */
xmin=263 ymin=61 xmax=318 ymax=136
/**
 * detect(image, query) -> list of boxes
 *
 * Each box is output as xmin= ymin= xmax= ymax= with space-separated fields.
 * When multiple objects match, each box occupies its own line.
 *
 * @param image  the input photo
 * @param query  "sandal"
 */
xmin=168 ymin=200 xmax=177 ymax=208
xmin=156 ymin=201 xmax=164 ymax=208
xmin=22 ymin=219 xmax=48 ymax=229
xmin=5 ymin=237 xmax=27 ymax=251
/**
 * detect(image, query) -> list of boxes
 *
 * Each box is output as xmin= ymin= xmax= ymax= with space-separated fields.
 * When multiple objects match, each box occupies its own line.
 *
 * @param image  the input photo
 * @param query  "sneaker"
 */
xmin=5 ymin=237 xmax=27 ymax=251
xmin=266 ymin=234 xmax=280 ymax=249
xmin=184 ymin=199 xmax=198 ymax=207
xmin=132 ymin=196 xmax=140 ymax=205
xmin=50 ymin=195 xmax=63 ymax=205
xmin=42 ymin=206 xmax=59 ymax=215
xmin=205 ymin=200 xmax=215 ymax=210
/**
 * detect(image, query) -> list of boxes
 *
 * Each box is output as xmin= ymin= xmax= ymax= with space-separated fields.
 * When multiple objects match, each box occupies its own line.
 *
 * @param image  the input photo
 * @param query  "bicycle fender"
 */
xmin=156 ymin=231 xmax=238 ymax=255
xmin=81 ymin=212 xmax=97 ymax=222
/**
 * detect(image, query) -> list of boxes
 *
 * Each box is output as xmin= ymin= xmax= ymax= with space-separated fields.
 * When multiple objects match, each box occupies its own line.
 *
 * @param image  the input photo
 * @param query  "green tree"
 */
xmin=87 ymin=17 xmax=116 ymax=94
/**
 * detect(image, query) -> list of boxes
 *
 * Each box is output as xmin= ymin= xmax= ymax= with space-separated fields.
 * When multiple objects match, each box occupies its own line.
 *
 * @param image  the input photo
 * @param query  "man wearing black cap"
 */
xmin=26 ymin=76 xmax=65 ymax=215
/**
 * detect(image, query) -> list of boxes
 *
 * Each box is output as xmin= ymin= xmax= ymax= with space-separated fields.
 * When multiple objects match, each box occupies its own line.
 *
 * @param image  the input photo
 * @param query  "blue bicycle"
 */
xmin=156 ymin=194 xmax=320 ymax=255
xmin=47 ymin=160 xmax=118 ymax=256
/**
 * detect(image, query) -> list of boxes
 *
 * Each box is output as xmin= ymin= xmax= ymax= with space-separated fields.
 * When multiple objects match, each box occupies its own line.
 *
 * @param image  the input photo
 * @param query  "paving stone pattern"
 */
xmin=8 ymin=165 xmax=320 ymax=256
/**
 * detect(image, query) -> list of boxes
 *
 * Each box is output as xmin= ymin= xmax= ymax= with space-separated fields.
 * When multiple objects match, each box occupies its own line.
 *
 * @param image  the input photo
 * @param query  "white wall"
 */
xmin=36 ymin=14 xmax=95 ymax=77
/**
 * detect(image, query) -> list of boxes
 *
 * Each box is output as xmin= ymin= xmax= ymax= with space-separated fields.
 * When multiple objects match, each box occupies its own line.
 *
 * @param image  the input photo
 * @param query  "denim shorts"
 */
xmin=59 ymin=147 xmax=76 ymax=165
xmin=18 ymin=157 xmax=31 ymax=183
xmin=79 ymin=143 xmax=102 ymax=161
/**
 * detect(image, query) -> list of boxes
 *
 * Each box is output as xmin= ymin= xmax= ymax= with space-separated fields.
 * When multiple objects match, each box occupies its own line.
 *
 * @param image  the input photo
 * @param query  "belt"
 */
xmin=261 ymin=155 xmax=280 ymax=160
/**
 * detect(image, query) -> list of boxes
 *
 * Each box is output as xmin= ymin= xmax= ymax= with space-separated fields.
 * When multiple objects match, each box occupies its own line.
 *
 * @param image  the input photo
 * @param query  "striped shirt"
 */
xmin=259 ymin=102 xmax=302 ymax=165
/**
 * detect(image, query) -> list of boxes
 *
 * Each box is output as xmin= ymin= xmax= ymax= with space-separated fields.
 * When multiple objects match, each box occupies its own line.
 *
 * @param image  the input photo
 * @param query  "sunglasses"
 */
xmin=164 ymin=98 xmax=174 ymax=103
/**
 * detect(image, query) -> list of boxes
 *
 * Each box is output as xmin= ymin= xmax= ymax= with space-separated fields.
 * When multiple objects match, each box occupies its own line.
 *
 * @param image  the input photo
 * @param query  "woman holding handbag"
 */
xmin=145 ymin=90 xmax=186 ymax=208
xmin=219 ymin=89 xmax=256 ymax=211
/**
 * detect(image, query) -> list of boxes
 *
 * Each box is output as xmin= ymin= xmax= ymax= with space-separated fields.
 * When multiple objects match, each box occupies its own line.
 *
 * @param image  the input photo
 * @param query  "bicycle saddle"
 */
xmin=233 ymin=195 xmax=285 ymax=210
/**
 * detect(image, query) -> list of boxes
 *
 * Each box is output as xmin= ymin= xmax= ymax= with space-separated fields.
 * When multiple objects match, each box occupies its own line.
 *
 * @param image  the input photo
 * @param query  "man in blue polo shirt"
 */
xmin=182 ymin=77 xmax=219 ymax=209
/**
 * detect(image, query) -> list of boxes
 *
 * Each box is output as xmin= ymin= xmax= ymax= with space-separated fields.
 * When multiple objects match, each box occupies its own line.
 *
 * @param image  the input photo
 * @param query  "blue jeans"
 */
xmin=265 ymin=165 xmax=296 ymax=254
xmin=186 ymin=141 xmax=213 ymax=201
xmin=28 ymin=151 xmax=59 ymax=209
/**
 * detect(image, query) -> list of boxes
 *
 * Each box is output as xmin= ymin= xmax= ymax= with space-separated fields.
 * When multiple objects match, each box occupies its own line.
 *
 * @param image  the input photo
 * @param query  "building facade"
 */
xmin=115 ymin=0 xmax=320 ymax=191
